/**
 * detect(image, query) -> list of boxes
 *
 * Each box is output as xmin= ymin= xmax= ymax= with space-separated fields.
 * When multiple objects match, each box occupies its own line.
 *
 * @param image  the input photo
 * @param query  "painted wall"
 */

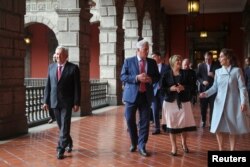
xmin=89 ymin=23 xmax=100 ymax=79
xmin=166 ymin=13 xmax=244 ymax=67
xmin=29 ymin=23 xmax=49 ymax=78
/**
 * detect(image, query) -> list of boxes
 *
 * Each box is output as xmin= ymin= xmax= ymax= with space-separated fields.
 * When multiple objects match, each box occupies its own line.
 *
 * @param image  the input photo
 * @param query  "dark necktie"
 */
xmin=57 ymin=66 xmax=62 ymax=81
xmin=139 ymin=60 xmax=146 ymax=92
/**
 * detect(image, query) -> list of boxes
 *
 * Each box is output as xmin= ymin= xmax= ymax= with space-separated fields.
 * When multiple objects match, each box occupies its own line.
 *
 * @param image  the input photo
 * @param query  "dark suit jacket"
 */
xmin=244 ymin=66 xmax=250 ymax=91
xmin=161 ymin=69 xmax=193 ymax=102
xmin=120 ymin=56 xmax=160 ymax=103
xmin=153 ymin=63 xmax=170 ymax=95
xmin=44 ymin=61 xmax=81 ymax=109
xmin=197 ymin=61 xmax=220 ymax=92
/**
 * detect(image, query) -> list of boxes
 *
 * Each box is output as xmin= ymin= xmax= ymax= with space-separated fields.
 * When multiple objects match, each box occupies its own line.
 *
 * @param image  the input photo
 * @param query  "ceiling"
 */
xmin=161 ymin=0 xmax=247 ymax=14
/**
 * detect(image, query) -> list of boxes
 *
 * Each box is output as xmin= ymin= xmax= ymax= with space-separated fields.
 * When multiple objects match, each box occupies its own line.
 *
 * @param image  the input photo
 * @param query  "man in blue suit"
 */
xmin=120 ymin=38 xmax=160 ymax=157
xmin=43 ymin=46 xmax=81 ymax=159
xmin=151 ymin=52 xmax=170 ymax=135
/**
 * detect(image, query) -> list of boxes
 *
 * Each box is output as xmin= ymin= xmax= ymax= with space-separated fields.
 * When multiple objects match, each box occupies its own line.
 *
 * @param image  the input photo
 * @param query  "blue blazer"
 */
xmin=120 ymin=56 xmax=160 ymax=103
xmin=44 ymin=61 xmax=81 ymax=109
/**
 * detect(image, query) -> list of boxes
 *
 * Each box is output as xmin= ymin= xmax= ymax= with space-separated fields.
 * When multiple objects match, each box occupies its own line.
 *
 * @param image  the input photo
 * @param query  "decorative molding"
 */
xmin=26 ymin=0 xmax=58 ymax=12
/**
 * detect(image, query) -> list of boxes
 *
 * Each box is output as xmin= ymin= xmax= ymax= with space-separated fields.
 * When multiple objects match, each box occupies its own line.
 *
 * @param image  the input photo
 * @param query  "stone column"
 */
xmin=99 ymin=1 xmax=118 ymax=105
xmin=124 ymin=0 xmax=138 ymax=58
xmin=99 ymin=27 xmax=118 ymax=105
xmin=0 ymin=0 xmax=28 ymax=139
xmin=56 ymin=6 xmax=92 ymax=116
xmin=142 ymin=12 xmax=153 ymax=55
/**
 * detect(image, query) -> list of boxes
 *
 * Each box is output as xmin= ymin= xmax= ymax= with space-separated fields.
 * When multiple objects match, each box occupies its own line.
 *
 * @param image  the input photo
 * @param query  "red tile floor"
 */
xmin=0 ymin=105 xmax=250 ymax=167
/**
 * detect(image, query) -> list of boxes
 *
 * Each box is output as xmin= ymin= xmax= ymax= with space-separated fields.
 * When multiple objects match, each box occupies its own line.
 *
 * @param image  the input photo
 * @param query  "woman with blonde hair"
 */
xmin=161 ymin=55 xmax=197 ymax=156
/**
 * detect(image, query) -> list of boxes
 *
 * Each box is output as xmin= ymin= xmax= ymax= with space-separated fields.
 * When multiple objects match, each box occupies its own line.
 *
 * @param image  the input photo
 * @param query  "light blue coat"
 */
xmin=206 ymin=66 xmax=250 ymax=134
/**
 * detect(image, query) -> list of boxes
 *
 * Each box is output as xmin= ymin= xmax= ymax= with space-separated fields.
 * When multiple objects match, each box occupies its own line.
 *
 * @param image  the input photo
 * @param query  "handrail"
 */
xmin=25 ymin=78 xmax=109 ymax=127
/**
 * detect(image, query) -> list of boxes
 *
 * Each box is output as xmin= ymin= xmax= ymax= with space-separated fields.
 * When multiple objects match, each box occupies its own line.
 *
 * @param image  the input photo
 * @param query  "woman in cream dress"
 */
xmin=161 ymin=55 xmax=196 ymax=156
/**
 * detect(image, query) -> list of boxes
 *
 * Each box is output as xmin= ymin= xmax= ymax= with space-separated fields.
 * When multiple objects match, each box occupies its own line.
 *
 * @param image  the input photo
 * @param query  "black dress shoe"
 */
xmin=129 ymin=145 xmax=137 ymax=152
xmin=139 ymin=148 xmax=148 ymax=157
xmin=48 ymin=119 xmax=54 ymax=124
xmin=57 ymin=151 xmax=64 ymax=159
xmin=152 ymin=130 xmax=161 ymax=135
xmin=65 ymin=146 xmax=73 ymax=153
xmin=202 ymin=122 xmax=206 ymax=128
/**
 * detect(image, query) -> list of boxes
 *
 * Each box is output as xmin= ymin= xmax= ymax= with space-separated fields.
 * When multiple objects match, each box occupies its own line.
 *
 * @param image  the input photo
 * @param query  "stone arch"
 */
xmin=123 ymin=0 xmax=138 ymax=58
xmin=142 ymin=12 xmax=153 ymax=55
xmin=24 ymin=23 xmax=58 ymax=78
xmin=25 ymin=15 xmax=58 ymax=39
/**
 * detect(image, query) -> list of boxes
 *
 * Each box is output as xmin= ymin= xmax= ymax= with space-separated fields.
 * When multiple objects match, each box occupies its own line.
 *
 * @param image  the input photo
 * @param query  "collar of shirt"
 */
xmin=136 ymin=55 xmax=147 ymax=72
xmin=157 ymin=63 xmax=162 ymax=72
xmin=57 ymin=62 xmax=66 ymax=71
xmin=137 ymin=55 xmax=144 ymax=62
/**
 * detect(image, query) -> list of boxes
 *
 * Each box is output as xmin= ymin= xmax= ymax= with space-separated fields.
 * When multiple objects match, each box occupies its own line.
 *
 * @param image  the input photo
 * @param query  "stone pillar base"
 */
xmin=108 ymin=95 xmax=120 ymax=105
xmin=0 ymin=116 xmax=28 ymax=140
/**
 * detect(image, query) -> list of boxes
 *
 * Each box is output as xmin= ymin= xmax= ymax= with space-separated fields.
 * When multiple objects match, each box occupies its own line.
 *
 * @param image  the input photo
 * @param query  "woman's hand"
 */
xmin=241 ymin=104 xmax=247 ymax=112
xmin=170 ymin=84 xmax=184 ymax=93
xmin=199 ymin=92 xmax=207 ymax=98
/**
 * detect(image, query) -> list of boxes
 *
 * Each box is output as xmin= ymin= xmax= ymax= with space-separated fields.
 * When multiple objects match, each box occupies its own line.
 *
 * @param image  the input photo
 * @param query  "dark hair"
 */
xmin=152 ymin=51 xmax=161 ymax=56
xmin=220 ymin=48 xmax=237 ymax=66
xmin=138 ymin=37 xmax=144 ymax=41
xmin=204 ymin=51 xmax=213 ymax=57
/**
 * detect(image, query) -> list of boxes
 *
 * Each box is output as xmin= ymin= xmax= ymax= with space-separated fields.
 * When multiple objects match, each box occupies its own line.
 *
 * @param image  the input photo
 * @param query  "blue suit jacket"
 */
xmin=44 ymin=61 xmax=81 ymax=109
xmin=120 ymin=56 xmax=160 ymax=103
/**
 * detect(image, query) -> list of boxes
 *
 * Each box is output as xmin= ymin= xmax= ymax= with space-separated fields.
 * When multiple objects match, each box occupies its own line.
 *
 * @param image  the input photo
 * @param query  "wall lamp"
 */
xmin=187 ymin=0 xmax=200 ymax=15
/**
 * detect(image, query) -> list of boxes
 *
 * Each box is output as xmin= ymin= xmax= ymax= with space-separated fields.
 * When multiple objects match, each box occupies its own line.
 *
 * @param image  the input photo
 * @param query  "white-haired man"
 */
xmin=120 ymin=38 xmax=160 ymax=157
xmin=43 ymin=46 xmax=81 ymax=159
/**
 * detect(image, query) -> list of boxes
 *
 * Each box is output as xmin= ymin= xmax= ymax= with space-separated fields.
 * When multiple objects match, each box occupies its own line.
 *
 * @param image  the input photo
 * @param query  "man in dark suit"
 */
xmin=120 ymin=38 xmax=160 ymax=157
xmin=197 ymin=51 xmax=220 ymax=128
xmin=244 ymin=57 xmax=250 ymax=104
xmin=182 ymin=58 xmax=197 ymax=105
xmin=43 ymin=46 xmax=81 ymax=159
xmin=151 ymin=51 xmax=170 ymax=135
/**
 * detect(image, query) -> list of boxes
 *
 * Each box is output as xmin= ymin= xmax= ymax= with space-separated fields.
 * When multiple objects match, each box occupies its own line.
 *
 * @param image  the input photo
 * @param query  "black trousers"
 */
xmin=199 ymin=94 xmax=216 ymax=124
xmin=53 ymin=107 xmax=73 ymax=151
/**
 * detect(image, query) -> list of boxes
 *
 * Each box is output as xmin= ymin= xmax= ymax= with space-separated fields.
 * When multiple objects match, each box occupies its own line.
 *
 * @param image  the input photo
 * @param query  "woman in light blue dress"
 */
xmin=200 ymin=48 xmax=250 ymax=151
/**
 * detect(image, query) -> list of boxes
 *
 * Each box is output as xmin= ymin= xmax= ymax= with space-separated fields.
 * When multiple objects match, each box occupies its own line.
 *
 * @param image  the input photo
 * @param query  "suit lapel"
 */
xmin=51 ymin=63 xmax=58 ymax=82
xmin=59 ymin=62 xmax=68 ymax=82
xmin=133 ymin=56 xmax=139 ymax=74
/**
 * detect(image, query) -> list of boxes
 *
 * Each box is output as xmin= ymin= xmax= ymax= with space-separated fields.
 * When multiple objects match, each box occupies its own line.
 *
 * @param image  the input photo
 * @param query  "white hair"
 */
xmin=56 ymin=45 xmax=68 ymax=56
xmin=136 ymin=39 xmax=148 ymax=49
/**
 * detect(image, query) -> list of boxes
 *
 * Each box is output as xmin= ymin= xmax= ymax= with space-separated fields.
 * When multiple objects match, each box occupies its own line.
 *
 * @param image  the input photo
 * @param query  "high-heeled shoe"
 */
xmin=182 ymin=145 xmax=189 ymax=153
xmin=170 ymin=151 xmax=177 ymax=156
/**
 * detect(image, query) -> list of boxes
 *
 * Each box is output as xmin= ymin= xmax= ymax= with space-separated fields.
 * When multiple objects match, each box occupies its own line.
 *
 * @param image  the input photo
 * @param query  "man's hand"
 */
xmin=241 ymin=104 xmax=247 ymax=112
xmin=73 ymin=105 xmax=80 ymax=112
xmin=42 ymin=104 xmax=49 ymax=111
xmin=137 ymin=73 xmax=152 ymax=83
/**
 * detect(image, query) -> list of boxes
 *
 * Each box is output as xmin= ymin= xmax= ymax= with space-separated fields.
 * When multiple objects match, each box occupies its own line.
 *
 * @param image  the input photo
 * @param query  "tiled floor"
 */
xmin=0 ymin=105 xmax=250 ymax=167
